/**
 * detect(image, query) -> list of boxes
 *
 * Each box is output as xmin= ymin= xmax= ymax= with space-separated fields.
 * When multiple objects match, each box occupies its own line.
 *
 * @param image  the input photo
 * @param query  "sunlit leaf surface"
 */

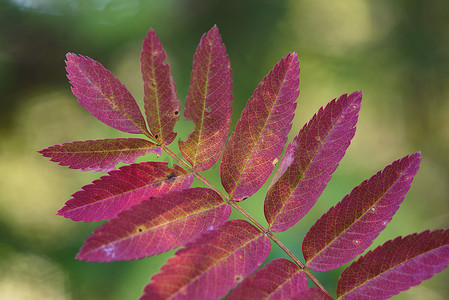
xmin=38 ymin=138 xmax=161 ymax=172
xmin=228 ymin=258 xmax=307 ymax=300
xmin=141 ymin=219 xmax=271 ymax=300
xmin=303 ymin=153 xmax=421 ymax=271
xmin=58 ymin=162 xmax=193 ymax=221
xmin=179 ymin=25 xmax=233 ymax=171
xmin=141 ymin=28 xmax=180 ymax=145
xmin=77 ymin=188 xmax=231 ymax=262
xmin=66 ymin=53 xmax=148 ymax=134
xmin=337 ymin=229 xmax=449 ymax=299
xmin=265 ymin=92 xmax=361 ymax=232
xmin=220 ymin=53 xmax=299 ymax=201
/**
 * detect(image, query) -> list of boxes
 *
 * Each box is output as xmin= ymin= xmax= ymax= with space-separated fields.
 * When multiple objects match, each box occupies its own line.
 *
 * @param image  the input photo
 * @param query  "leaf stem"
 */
xmin=161 ymin=144 xmax=329 ymax=295
xmin=267 ymin=232 xmax=329 ymax=294
xmin=160 ymin=144 xmax=193 ymax=171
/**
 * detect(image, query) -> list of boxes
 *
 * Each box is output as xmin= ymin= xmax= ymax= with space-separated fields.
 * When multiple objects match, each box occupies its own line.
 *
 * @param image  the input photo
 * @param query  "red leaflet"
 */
xmin=220 ymin=53 xmax=299 ymax=201
xmin=39 ymin=26 xmax=449 ymax=299
xmin=66 ymin=53 xmax=149 ymax=135
xmin=178 ymin=25 xmax=233 ymax=171
xmin=303 ymin=153 xmax=421 ymax=271
xmin=58 ymin=162 xmax=193 ymax=222
xmin=265 ymin=92 xmax=361 ymax=232
xmin=227 ymin=258 xmax=307 ymax=300
xmin=141 ymin=28 xmax=180 ymax=145
xmin=77 ymin=188 xmax=231 ymax=262
xmin=141 ymin=219 xmax=271 ymax=300
xmin=337 ymin=229 xmax=449 ymax=300
xmin=38 ymin=138 xmax=161 ymax=172
xmin=294 ymin=287 xmax=333 ymax=300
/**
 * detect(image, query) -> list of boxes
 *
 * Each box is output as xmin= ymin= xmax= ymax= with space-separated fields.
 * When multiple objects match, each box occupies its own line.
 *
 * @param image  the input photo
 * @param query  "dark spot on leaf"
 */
xmin=155 ymin=135 xmax=159 ymax=139
xmin=166 ymin=173 xmax=177 ymax=183
xmin=234 ymin=275 xmax=243 ymax=283
xmin=174 ymin=111 xmax=179 ymax=115
xmin=151 ymin=181 xmax=162 ymax=188
xmin=138 ymin=228 xmax=143 ymax=232
xmin=241 ymin=197 xmax=248 ymax=201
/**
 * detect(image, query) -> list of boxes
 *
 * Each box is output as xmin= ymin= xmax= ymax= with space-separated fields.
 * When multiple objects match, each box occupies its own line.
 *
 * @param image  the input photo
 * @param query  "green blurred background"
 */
xmin=1 ymin=0 xmax=448 ymax=299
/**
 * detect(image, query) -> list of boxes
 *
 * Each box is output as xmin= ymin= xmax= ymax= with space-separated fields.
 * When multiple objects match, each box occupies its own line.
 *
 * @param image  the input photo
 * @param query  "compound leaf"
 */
xmin=141 ymin=28 xmax=180 ymax=145
xmin=265 ymin=91 xmax=361 ymax=232
xmin=141 ymin=219 xmax=271 ymax=300
xmin=66 ymin=53 xmax=149 ymax=135
xmin=303 ymin=153 xmax=421 ymax=271
xmin=38 ymin=138 xmax=161 ymax=172
xmin=227 ymin=258 xmax=307 ymax=300
xmin=58 ymin=162 xmax=193 ymax=222
xmin=337 ymin=229 xmax=449 ymax=300
xmin=178 ymin=25 xmax=233 ymax=171
xmin=77 ymin=187 xmax=231 ymax=262
xmin=220 ymin=53 xmax=299 ymax=201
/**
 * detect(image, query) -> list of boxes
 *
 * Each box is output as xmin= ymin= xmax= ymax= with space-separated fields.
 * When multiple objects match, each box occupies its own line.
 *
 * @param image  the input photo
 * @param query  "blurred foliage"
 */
xmin=1 ymin=0 xmax=448 ymax=299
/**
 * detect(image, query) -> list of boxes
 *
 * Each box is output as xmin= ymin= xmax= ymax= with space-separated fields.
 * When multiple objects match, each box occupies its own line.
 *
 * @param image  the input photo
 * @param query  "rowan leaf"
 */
xmin=303 ymin=153 xmax=421 ymax=271
xmin=265 ymin=92 xmax=361 ymax=232
xmin=141 ymin=28 xmax=180 ymax=145
xmin=58 ymin=162 xmax=194 ymax=222
xmin=227 ymin=258 xmax=307 ymax=300
xmin=66 ymin=53 xmax=149 ymax=134
xmin=178 ymin=25 xmax=233 ymax=171
xmin=141 ymin=219 xmax=271 ymax=300
xmin=38 ymin=138 xmax=161 ymax=172
xmin=220 ymin=53 xmax=299 ymax=201
xmin=337 ymin=229 xmax=449 ymax=300
xmin=77 ymin=187 xmax=231 ymax=262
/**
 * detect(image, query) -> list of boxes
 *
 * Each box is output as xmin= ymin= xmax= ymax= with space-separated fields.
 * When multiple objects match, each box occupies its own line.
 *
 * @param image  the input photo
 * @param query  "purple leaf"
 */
xmin=141 ymin=28 xmax=180 ymax=145
xmin=66 ymin=53 xmax=149 ymax=134
xmin=227 ymin=258 xmax=307 ymax=300
xmin=220 ymin=53 xmax=299 ymax=201
xmin=337 ymin=229 xmax=449 ymax=300
xmin=140 ymin=219 xmax=271 ymax=300
xmin=77 ymin=188 xmax=231 ymax=262
xmin=294 ymin=287 xmax=333 ymax=300
xmin=38 ymin=138 xmax=161 ymax=172
xmin=265 ymin=92 xmax=361 ymax=232
xmin=178 ymin=25 xmax=233 ymax=171
xmin=58 ymin=162 xmax=193 ymax=222
xmin=303 ymin=153 xmax=421 ymax=271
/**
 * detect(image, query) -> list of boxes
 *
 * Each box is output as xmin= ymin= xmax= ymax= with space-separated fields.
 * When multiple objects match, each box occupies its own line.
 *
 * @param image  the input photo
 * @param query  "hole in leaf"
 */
xmin=205 ymin=107 xmax=211 ymax=113
xmin=353 ymin=239 xmax=361 ymax=245
xmin=370 ymin=207 xmax=377 ymax=213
